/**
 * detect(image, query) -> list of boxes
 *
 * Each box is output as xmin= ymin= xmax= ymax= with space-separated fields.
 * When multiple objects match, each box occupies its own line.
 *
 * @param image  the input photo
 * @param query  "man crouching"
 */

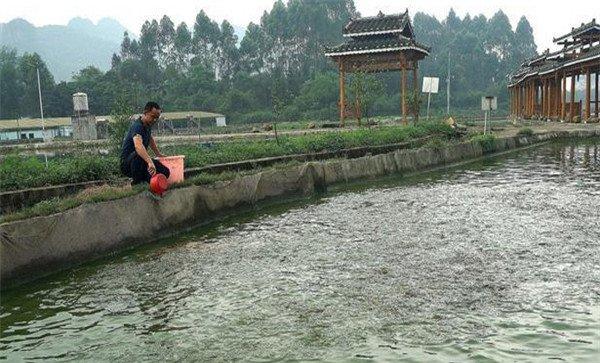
xmin=120 ymin=102 xmax=170 ymax=184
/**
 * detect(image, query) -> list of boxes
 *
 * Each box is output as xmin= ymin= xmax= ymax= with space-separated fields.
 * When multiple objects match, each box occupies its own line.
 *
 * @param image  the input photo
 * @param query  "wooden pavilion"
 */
xmin=325 ymin=10 xmax=430 ymax=125
xmin=508 ymin=19 xmax=600 ymax=122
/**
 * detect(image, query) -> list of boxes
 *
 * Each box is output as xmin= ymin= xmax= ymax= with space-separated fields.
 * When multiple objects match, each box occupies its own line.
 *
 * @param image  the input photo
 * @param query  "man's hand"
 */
xmin=147 ymin=161 xmax=156 ymax=176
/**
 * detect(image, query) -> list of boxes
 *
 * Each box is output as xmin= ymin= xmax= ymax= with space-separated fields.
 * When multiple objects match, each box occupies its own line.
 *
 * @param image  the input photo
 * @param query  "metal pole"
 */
xmin=36 ymin=67 xmax=48 ymax=168
xmin=36 ymin=68 xmax=45 ymax=138
xmin=427 ymin=90 xmax=432 ymax=120
xmin=484 ymin=110 xmax=488 ymax=135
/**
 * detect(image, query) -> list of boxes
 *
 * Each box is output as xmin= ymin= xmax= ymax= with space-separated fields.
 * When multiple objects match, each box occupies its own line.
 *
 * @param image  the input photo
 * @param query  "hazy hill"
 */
xmin=0 ymin=17 xmax=127 ymax=81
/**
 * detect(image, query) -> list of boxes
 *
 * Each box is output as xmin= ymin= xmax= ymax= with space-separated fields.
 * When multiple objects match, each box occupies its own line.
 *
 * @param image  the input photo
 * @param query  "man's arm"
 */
xmin=133 ymin=134 xmax=156 ymax=176
xmin=149 ymin=136 xmax=164 ymax=157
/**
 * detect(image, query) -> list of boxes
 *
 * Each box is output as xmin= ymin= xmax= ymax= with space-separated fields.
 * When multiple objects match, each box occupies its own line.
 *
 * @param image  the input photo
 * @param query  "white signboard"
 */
xmin=422 ymin=77 xmax=439 ymax=94
xmin=216 ymin=116 xmax=227 ymax=127
xmin=481 ymin=96 xmax=497 ymax=111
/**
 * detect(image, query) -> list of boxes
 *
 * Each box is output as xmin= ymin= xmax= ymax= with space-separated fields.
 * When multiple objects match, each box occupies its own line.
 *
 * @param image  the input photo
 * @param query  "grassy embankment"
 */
xmin=1 ymin=122 xmax=461 ymax=223
xmin=1 ymin=122 xmax=454 ymax=192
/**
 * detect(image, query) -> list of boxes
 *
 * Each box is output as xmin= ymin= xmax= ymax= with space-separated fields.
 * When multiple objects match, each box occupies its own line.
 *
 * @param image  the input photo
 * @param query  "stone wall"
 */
xmin=1 ymin=130 xmax=598 ymax=288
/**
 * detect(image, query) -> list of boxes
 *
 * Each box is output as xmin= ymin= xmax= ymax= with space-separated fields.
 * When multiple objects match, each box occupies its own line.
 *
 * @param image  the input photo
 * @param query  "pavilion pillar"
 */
xmin=553 ymin=72 xmax=561 ymax=118
xmin=524 ymin=81 xmax=531 ymax=117
xmin=525 ymin=83 xmax=528 ymax=117
xmin=520 ymin=85 xmax=524 ymax=117
xmin=519 ymin=85 xmax=522 ymax=117
xmin=585 ymin=67 xmax=591 ymax=121
xmin=401 ymin=66 xmax=407 ymax=125
xmin=546 ymin=78 xmax=554 ymax=118
xmin=596 ymin=71 xmax=599 ymax=117
xmin=339 ymin=60 xmax=346 ymax=126
xmin=516 ymin=86 xmax=519 ymax=117
xmin=562 ymin=72 xmax=567 ymax=120
xmin=509 ymin=87 xmax=512 ymax=115
xmin=594 ymin=68 xmax=600 ymax=118
xmin=548 ymin=79 xmax=552 ymax=118
xmin=542 ymin=79 xmax=547 ymax=117
xmin=551 ymin=75 xmax=556 ymax=118
xmin=532 ymin=81 xmax=536 ymax=117
xmin=515 ymin=86 xmax=519 ymax=117
xmin=530 ymin=81 xmax=534 ymax=117
xmin=412 ymin=63 xmax=419 ymax=121
xmin=524 ymin=84 xmax=527 ymax=117
xmin=570 ymin=73 xmax=576 ymax=122
xmin=515 ymin=84 xmax=521 ymax=117
xmin=511 ymin=87 xmax=515 ymax=116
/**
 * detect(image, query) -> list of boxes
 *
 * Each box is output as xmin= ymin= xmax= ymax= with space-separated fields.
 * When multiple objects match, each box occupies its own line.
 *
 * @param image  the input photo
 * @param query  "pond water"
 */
xmin=1 ymin=139 xmax=599 ymax=362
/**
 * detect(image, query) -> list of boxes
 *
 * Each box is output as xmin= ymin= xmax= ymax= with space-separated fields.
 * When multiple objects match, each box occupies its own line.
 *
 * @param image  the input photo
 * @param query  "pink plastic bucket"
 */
xmin=158 ymin=155 xmax=185 ymax=185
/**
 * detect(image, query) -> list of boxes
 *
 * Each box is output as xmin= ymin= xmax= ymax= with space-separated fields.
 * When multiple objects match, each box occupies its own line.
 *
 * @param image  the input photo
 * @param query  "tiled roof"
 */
xmin=325 ymin=36 xmax=430 ymax=57
xmin=343 ymin=10 xmax=410 ymax=36
xmin=509 ymin=43 xmax=600 ymax=86
xmin=554 ymin=18 xmax=599 ymax=42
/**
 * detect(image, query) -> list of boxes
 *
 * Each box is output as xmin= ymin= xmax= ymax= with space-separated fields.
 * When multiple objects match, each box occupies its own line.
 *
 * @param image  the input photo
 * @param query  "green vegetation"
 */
xmin=0 ymin=163 xmax=301 ymax=223
xmin=0 ymin=184 xmax=145 ymax=224
xmin=0 ymin=154 xmax=118 ymax=191
xmin=470 ymin=133 xmax=496 ymax=153
xmin=517 ymin=127 xmax=534 ymax=137
xmin=108 ymin=100 xmax=134 ymax=154
xmin=0 ymin=122 xmax=455 ymax=192
xmin=1 ymin=2 xmax=536 ymax=120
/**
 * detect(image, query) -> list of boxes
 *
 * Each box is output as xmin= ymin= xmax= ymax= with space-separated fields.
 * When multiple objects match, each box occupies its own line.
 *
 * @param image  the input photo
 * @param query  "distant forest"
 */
xmin=0 ymin=0 xmax=537 ymax=122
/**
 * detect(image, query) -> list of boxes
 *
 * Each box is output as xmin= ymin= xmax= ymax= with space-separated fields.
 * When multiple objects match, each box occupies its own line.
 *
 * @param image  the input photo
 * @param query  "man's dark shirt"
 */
xmin=120 ymin=117 xmax=151 ymax=162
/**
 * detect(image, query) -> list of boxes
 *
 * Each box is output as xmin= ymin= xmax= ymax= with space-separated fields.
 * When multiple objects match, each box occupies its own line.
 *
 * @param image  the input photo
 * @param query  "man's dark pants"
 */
xmin=121 ymin=152 xmax=171 ymax=185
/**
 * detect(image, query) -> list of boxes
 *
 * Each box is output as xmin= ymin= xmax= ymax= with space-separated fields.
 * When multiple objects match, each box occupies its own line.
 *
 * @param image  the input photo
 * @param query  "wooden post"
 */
xmin=520 ymin=85 xmax=523 ymax=117
xmin=401 ymin=66 xmax=407 ymax=125
xmin=532 ymin=81 xmax=536 ymax=117
xmin=518 ymin=85 xmax=522 ymax=117
xmin=596 ymin=71 xmax=599 ymax=117
xmin=339 ymin=60 xmax=345 ymax=126
xmin=585 ymin=68 xmax=591 ymax=121
xmin=510 ymin=87 xmax=514 ymax=116
xmin=570 ymin=73 xmax=576 ymax=122
xmin=562 ymin=72 xmax=567 ymax=120
xmin=515 ymin=86 xmax=519 ymax=117
xmin=551 ymin=76 xmax=555 ymax=118
xmin=594 ymin=68 xmax=600 ymax=118
xmin=542 ymin=79 xmax=547 ymax=117
xmin=530 ymin=81 xmax=534 ymax=117
xmin=554 ymin=73 xmax=560 ymax=118
xmin=547 ymin=79 xmax=552 ymax=118
xmin=525 ymin=84 xmax=528 ymax=116
xmin=525 ymin=83 xmax=528 ymax=117
xmin=412 ymin=63 xmax=419 ymax=122
xmin=548 ymin=79 xmax=552 ymax=117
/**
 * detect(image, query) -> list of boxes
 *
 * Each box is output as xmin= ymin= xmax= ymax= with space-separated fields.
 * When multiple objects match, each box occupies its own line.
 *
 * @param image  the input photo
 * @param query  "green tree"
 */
xmin=0 ymin=47 xmax=24 ymax=119
xmin=18 ymin=52 xmax=55 ymax=118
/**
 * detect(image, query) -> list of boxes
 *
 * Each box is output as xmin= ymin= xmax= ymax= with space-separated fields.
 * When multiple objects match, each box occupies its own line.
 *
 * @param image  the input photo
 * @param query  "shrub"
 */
xmin=470 ymin=133 xmax=496 ymax=153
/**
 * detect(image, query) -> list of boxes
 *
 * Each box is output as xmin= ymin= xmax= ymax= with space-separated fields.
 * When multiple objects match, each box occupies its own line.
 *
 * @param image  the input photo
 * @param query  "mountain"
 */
xmin=0 ymin=17 xmax=128 ymax=81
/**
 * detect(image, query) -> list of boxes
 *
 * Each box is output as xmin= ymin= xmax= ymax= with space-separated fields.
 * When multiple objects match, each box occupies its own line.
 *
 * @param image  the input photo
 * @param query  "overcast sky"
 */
xmin=2 ymin=0 xmax=598 ymax=51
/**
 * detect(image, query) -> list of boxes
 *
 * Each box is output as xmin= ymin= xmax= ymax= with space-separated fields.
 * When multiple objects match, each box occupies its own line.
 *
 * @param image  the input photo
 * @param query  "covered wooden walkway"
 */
xmin=508 ymin=19 xmax=600 ymax=122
